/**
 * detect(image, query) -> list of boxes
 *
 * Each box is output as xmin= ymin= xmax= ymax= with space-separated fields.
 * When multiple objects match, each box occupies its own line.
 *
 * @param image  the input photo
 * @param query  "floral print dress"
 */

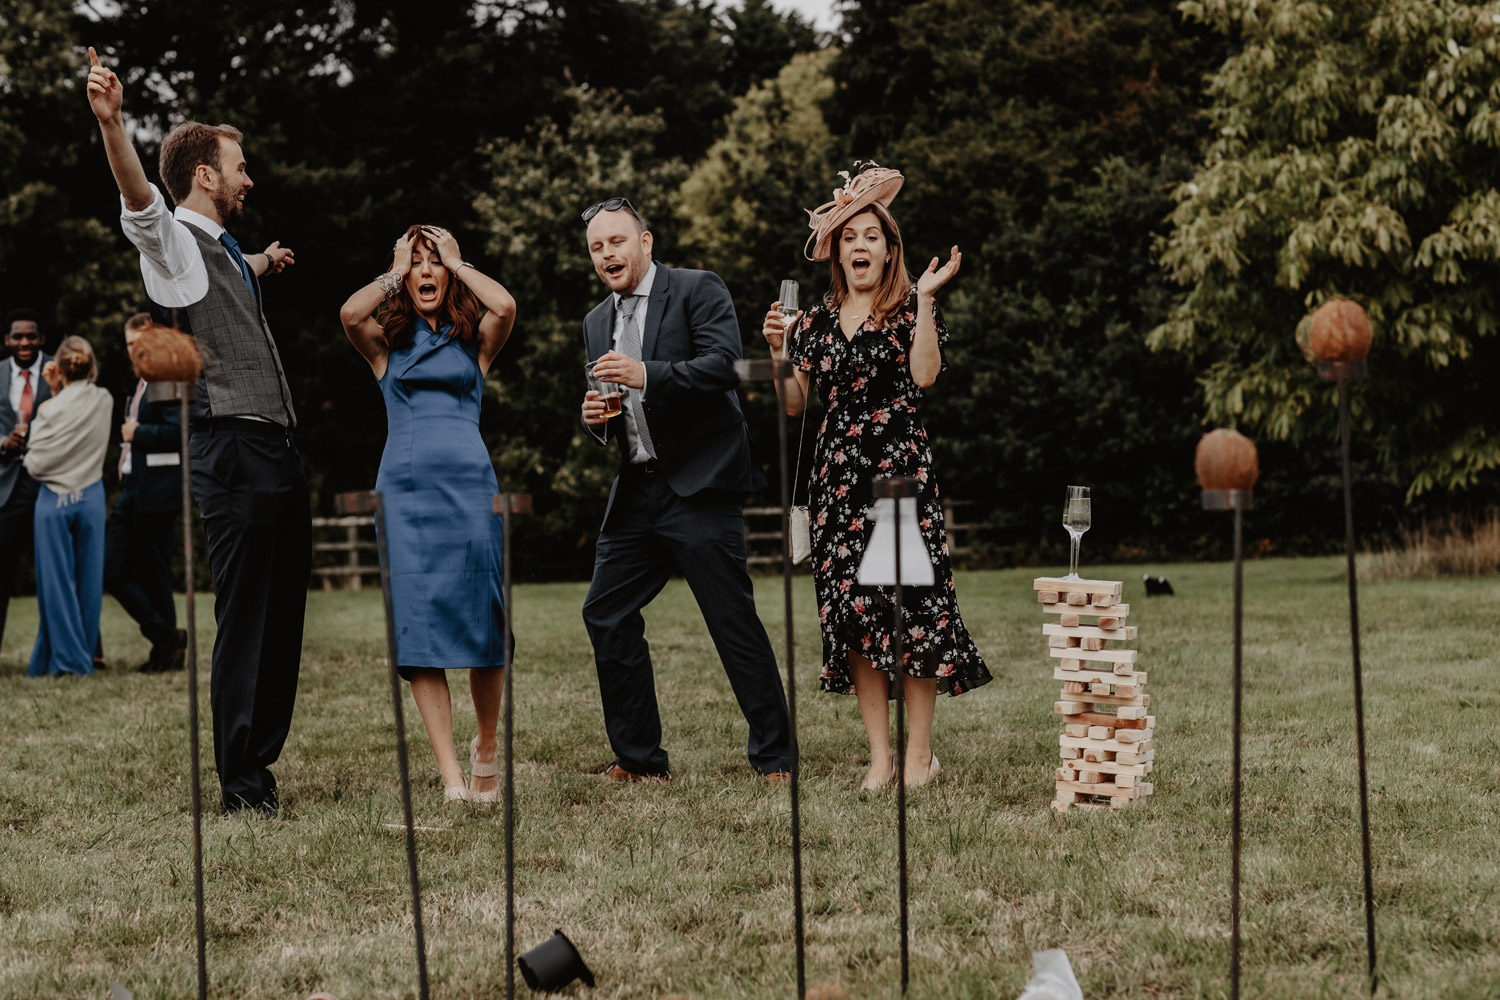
xmin=788 ymin=287 xmax=991 ymax=697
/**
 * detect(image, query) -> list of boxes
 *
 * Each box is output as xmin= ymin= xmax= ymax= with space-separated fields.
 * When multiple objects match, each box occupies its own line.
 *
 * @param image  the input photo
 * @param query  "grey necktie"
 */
xmin=617 ymin=295 xmax=656 ymax=457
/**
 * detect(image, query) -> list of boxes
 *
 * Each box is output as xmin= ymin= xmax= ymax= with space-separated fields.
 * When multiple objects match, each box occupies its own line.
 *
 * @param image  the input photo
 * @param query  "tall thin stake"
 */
xmin=175 ymin=386 xmax=207 ymax=1000
xmin=372 ymin=492 xmax=430 ymax=1000
xmin=773 ymin=359 xmax=806 ymax=1000
xmin=1230 ymin=500 xmax=1244 ymax=1000
xmin=1336 ymin=378 xmax=1378 ymax=995
xmin=499 ymin=494 xmax=519 ymax=1000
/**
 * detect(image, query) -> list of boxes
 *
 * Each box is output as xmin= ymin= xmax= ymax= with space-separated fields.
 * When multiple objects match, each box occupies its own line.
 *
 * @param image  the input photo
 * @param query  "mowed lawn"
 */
xmin=1 ymin=558 xmax=1496 ymax=999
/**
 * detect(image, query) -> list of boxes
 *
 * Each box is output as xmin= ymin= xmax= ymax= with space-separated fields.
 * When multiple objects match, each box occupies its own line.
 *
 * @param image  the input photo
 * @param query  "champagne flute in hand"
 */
xmin=777 ymin=279 xmax=799 ymax=346
xmin=1062 ymin=485 xmax=1091 ymax=581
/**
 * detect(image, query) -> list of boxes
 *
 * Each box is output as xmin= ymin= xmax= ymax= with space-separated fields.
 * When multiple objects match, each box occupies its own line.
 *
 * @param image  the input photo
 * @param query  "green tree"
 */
xmin=1152 ymin=0 xmax=1500 ymax=500
xmin=820 ymin=0 xmax=1231 ymax=560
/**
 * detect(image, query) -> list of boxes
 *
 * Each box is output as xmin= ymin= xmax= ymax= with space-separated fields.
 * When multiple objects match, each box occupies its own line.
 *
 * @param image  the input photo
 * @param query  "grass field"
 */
xmin=1 ymin=558 xmax=1497 ymax=999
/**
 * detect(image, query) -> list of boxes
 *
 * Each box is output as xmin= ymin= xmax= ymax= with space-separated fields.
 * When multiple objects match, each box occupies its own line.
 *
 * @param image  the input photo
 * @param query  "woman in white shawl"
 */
xmin=23 ymin=335 xmax=112 ymax=677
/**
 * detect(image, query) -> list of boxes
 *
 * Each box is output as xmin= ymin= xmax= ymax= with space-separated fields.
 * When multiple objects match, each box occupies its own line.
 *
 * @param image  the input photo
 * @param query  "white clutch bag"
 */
xmin=789 ymin=505 xmax=811 ymax=565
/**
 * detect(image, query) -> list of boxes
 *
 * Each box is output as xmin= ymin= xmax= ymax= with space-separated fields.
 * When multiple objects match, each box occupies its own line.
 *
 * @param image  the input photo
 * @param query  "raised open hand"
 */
xmin=85 ymin=47 xmax=123 ymax=122
xmin=916 ymin=245 xmax=962 ymax=297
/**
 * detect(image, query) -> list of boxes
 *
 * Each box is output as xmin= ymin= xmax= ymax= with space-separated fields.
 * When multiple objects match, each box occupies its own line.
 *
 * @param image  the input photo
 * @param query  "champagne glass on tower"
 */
xmin=1062 ymin=485 xmax=1091 ymax=581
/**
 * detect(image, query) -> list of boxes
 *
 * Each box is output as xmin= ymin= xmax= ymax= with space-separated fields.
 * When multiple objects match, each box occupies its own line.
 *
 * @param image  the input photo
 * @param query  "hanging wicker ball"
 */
xmin=1195 ymin=428 xmax=1259 ymax=492
xmin=129 ymin=323 xmax=202 ymax=382
xmin=1307 ymin=298 xmax=1372 ymax=363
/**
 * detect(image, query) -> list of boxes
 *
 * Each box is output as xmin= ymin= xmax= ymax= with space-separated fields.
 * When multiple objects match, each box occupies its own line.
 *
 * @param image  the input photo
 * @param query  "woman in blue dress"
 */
xmin=340 ymin=224 xmax=516 ymax=803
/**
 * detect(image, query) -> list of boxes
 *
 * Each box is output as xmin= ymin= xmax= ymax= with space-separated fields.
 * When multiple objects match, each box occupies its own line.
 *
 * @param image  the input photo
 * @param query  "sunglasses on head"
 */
xmin=581 ymin=196 xmax=642 ymax=224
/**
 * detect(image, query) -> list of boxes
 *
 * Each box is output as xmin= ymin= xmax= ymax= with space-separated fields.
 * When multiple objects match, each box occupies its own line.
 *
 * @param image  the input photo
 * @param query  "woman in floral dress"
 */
xmin=762 ymin=165 xmax=990 ymax=790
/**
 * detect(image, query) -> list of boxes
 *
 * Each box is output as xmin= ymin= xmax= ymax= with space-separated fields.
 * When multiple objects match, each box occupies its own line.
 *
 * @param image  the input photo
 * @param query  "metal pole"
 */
xmin=177 ymin=386 xmax=207 ymax=1000
xmin=1337 ymin=378 xmax=1378 ymax=995
xmin=501 ymin=496 xmax=516 ymax=1000
xmin=773 ymin=359 xmax=806 ymax=1000
xmin=1231 ymin=500 xmax=1243 ymax=1000
xmin=374 ymin=493 xmax=430 ymax=1000
xmin=337 ymin=488 xmax=429 ymax=999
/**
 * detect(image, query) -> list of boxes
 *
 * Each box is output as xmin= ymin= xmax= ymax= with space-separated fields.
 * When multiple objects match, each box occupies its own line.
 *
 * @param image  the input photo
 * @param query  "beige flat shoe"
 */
xmin=904 ymin=753 xmax=941 ymax=789
xmin=444 ymin=784 xmax=470 ymax=803
xmin=470 ymin=736 xmax=500 ymax=804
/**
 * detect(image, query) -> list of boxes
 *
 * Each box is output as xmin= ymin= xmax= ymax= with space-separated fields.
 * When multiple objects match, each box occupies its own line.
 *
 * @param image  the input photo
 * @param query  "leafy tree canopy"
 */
xmin=1153 ymin=0 xmax=1500 ymax=500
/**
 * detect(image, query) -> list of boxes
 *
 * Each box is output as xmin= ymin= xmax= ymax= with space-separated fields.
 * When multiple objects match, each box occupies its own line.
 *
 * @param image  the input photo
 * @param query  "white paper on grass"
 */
xmin=1016 ymin=949 xmax=1083 ymax=1000
xmin=856 ymin=497 xmax=935 ymax=587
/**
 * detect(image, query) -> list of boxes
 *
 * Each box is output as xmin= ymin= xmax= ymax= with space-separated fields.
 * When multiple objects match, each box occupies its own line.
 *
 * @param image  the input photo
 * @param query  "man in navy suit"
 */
xmin=0 ymin=308 xmax=52 ymax=651
xmin=106 ymin=313 xmax=185 ymax=672
xmin=580 ymin=198 xmax=790 ymax=783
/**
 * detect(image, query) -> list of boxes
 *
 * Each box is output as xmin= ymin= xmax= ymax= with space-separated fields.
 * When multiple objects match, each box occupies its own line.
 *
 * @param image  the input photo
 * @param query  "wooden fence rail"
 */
xmin=311 ymin=500 xmax=999 ymax=589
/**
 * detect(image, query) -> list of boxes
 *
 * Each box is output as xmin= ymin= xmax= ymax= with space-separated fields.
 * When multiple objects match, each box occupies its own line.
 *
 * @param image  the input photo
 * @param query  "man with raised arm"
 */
xmin=87 ymin=48 xmax=309 ymax=816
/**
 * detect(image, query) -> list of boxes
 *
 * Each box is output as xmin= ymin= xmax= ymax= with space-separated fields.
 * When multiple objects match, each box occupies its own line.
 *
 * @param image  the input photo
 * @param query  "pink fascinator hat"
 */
xmin=804 ymin=163 xmax=905 ymax=262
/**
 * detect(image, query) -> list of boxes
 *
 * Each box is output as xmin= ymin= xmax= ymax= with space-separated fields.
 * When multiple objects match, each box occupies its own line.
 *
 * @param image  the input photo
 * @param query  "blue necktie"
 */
xmin=218 ymin=231 xmax=258 ymax=302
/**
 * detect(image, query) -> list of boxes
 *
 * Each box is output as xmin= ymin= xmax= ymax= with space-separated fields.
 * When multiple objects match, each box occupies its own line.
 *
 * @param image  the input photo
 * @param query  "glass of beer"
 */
xmin=586 ymin=363 xmax=624 ymax=419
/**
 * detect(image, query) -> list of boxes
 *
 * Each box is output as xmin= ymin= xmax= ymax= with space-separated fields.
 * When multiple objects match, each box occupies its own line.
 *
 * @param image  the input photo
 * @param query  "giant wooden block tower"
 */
xmin=1034 ymin=577 xmax=1155 ymax=812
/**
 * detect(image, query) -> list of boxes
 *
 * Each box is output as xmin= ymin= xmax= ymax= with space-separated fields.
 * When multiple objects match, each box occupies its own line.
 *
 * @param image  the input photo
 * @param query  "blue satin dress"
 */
xmin=376 ymin=317 xmax=505 ymax=674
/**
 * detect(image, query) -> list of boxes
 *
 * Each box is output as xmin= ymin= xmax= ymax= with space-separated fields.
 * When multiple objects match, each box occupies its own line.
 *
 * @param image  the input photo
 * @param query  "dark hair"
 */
xmin=5 ymin=308 xmax=40 ymax=331
xmin=159 ymin=122 xmax=244 ymax=204
xmin=55 ymin=335 xmax=98 ymax=383
xmin=376 ymin=225 xmax=483 ymax=350
xmin=125 ymin=312 xmax=152 ymax=332
xmin=825 ymin=202 xmax=913 ymax=327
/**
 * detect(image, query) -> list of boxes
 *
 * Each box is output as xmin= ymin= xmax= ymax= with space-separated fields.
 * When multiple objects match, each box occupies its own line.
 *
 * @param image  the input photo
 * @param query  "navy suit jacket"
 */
xmin=0 ymin=353 xmax=53 ymax=507
xmin=121 ymin=382 xmax=183 ymax=514
xmin=584 ymin=265 xmax=765 ymax=522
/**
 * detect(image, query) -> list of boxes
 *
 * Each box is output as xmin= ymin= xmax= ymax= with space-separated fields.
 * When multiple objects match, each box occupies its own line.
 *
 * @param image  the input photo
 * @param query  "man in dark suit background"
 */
xmin=0 ymin=308 xmax=52 ymax=652
xmin=106 ymin=312 xmax=185 ymax=672
xmin=580 ymin=198 xmax=790 ymax=783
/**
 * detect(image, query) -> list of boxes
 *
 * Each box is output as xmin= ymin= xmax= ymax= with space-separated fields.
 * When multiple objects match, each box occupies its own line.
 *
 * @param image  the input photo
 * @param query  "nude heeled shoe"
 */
xmin=469 ymin=736 xmax=500 ymax=804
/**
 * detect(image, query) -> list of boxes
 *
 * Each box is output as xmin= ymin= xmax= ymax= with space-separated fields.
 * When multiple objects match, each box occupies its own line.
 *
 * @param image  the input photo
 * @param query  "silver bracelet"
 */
xmin=375 ymin=271 xmax=401 ymax=298
xmin=454 ymin=261 xmax=475 ymax=274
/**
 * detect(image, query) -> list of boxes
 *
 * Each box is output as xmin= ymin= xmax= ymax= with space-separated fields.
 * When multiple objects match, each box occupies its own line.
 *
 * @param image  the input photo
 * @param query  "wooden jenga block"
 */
xmin=1060 ymin=613 xmax=1080 ymax=627
xmin=1055 ymin=779 xmax=1140 ymax=799
xmin=1076 ymin=770 xmax=1102 ymax=784
xmin=1050 ymin=646 xmax=1136 ymax=665
xmin=1049 ymin=635 xmax=1076 ymax=648
xmin=1116 ymin=706 xmax=1147 ymax=720
xmin=1086 ymin=725 xmax=1114 ymax=740
xmin=1091 ymin=593 xmax=1116 ymax=608
xmin=1115 ymin=774 xmax=1137 ymax=788
xmin=1115 ymin=684 xmax=1136 ymax=697
xmin=1065 ymin=591 xmax=1088 ymax=606
xmin=1061 ymin=733 xmax=1147 ymax=755
xmin=1038 ymin=591 xmax=1059 ymax=604
xmin=1115 ymin=728 xmax=1153 ymax=744
xmin=1062 ymin=710 xmax=1147 ymax=730
xmin=1064 ymin=756 xmax=1148 ymax=776
xmin=1053 ymin=667 xmax=1146 ymax=687
xmin=1097 ymin=616 xmax=1122 ymax=629
xmin=1059 ymin=746 xmax=1080 ymax=760
xmin=1054 ymin=700 xmax=1089 ymax=715
xmin=1039 ymin=602 xmax=1131 ymax=619
xmin=1112 ymin=661 xmax=1134 ymax=676
xmin=1089 ymin=680 xmax=1110 ymax=696
xmin=1082 ymin=747 xmax=1113 ymax=763
xmin=1060 ymin=659 xmax=1082 ymax=672
xmin=1034 ymin=577 xmax=1121 ymax=595
xmin=1115 ymin=741 xmax=1154 ymax=762
xmin=1081 ymin=637 xmax=1105 ymax=651
xmin=1064 ymin=724 xmax=1089 ymax=738
xmin=1056 ymin=766 xmax=1077 ymax=781
xmin=1042 ymin=623 xmax=1139 ymax=642
xmin=1062 ymin=681 xmax=1087 ymax=695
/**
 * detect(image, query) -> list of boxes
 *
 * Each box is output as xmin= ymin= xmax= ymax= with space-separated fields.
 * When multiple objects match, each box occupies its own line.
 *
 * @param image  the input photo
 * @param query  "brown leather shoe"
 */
xmin=761 ymin=770 xmax=792 ymax=786
xmin=600 ymin=762 xmax=670 ymax=783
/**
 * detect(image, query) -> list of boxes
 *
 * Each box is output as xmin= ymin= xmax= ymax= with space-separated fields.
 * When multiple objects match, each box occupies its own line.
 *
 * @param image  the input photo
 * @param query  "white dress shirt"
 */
xmin=119 ymin=184 xmax=242 ymax=309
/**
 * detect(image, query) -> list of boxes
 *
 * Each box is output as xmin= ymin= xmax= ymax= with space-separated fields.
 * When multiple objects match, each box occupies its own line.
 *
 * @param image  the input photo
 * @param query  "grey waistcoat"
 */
xmin=147 ymin=222 xmax=297 ymax=428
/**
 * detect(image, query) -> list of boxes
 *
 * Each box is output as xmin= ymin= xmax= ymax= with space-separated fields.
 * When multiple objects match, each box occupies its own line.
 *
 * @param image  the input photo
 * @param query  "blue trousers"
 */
xmin=29 ymin=481 xmax=105 ymax=677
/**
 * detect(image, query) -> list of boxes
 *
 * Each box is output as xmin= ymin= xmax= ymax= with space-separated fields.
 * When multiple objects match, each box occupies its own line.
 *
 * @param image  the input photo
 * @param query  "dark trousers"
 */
xmin=190 ymin=420 xmax=311 ymax=812
xmin=0 ymin=474 xmax=39 ymax=647
xmin=103 ymin=481 xmax=178 ymax=650
xmin=582 ymin=466 xmax=790 ymax=776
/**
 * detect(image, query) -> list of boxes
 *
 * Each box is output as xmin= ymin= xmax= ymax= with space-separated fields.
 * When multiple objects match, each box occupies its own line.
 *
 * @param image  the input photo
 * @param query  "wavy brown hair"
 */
xmin=824 ymin=202 xmax=914 ymax=327
xmin=377 ymin=225 xmax=484 ymax=350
